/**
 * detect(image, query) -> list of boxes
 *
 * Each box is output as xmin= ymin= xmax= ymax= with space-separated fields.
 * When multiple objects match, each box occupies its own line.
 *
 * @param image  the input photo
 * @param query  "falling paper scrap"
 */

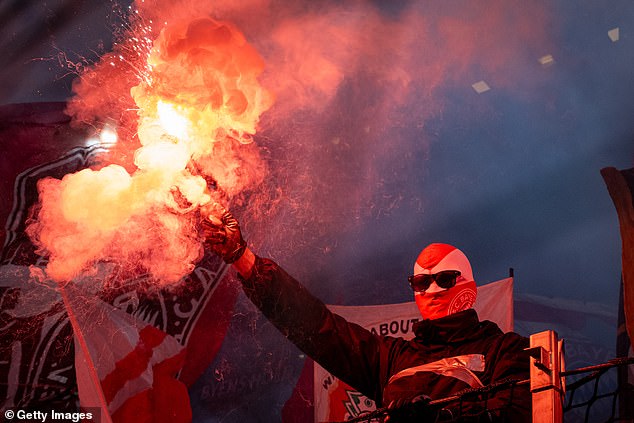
xmin=472 ymin=81 xmax=491 ymax=94
xmin=538 ymin=54 xmax=555 ymax=67
xmin=608 ymin=27 xmax=619 ymax=42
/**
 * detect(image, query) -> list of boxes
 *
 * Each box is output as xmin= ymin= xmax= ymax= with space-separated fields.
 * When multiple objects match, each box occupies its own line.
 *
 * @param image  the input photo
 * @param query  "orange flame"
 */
xmin=28 ymin=16 xmax=273 ymax=284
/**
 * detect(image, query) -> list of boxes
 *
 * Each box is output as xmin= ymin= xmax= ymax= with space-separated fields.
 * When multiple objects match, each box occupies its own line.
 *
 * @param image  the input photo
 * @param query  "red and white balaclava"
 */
xmin=413 ymin=243 xmax=477 ymax=320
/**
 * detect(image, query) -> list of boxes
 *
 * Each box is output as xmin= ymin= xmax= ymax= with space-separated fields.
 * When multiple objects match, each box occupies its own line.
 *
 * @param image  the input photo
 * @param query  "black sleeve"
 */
xmin=239 ymin=256 xmax=394 ymax=401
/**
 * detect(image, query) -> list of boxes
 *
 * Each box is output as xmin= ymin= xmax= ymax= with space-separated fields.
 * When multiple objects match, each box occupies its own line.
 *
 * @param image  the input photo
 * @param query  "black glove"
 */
xmin=384 ymin=395 xmax=436 ymax=423
xmin=200 ymin=205 xmax=247 ymax=264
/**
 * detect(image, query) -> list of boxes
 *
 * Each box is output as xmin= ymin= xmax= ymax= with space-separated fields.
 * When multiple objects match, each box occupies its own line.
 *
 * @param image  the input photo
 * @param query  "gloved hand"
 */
xmin=200 ymin=204 xmax=247 ymax=264
xmin=384 ymin=395 xmax=436 ymax=423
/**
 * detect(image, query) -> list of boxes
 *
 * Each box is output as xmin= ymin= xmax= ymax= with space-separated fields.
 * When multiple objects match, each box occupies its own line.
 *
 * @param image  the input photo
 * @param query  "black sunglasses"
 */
xmin=407 ymin=270 xmax=461 ymax=293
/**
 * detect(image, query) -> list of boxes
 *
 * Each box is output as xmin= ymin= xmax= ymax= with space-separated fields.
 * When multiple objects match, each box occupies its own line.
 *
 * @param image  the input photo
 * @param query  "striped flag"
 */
xmin=1 ymin=102 xmax=238 ymax=417
xmin=65 ymin=282 xmax=190 ymax=422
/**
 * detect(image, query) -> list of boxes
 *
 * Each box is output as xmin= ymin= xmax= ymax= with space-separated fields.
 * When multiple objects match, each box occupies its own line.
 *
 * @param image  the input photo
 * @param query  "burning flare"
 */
xmin=27 ymin=16 xmax=273 ymax=284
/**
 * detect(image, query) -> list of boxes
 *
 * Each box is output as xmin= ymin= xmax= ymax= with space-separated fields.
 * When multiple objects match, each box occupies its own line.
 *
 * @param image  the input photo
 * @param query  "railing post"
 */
xmin=527 ymin=330 xmax=564 ymax=423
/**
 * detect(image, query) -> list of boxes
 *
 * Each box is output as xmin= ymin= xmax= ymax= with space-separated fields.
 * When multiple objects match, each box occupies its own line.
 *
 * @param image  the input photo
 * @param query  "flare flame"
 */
xmin=27 ymin=15 xmax=273 ymax=284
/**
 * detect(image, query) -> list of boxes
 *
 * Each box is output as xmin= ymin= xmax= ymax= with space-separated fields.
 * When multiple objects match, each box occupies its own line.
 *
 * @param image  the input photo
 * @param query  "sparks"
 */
xmin=28 ymin=15 xmax=273 ymax=284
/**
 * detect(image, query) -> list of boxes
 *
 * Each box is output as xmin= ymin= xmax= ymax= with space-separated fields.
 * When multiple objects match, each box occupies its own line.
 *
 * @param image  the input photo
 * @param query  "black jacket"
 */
xmin=241 ymin=257 xmax=531 ymax=422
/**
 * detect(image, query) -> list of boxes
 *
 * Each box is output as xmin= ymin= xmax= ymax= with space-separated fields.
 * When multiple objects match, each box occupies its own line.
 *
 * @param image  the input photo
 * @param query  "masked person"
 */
xmin=201 ymin=208 xmax=531 ymax=422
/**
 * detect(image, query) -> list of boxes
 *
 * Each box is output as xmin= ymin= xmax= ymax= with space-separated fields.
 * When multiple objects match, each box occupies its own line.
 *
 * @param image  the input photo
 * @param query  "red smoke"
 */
xmin=28 ymin=0 xmax=555 ymax=283
xmin=28 ymin=9 xmax=272 ymax=284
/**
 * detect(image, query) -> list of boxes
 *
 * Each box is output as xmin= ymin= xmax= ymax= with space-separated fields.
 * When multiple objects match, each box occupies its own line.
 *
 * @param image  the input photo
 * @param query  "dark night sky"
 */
xmin=2 ymin=0 xmax=633 ymax=343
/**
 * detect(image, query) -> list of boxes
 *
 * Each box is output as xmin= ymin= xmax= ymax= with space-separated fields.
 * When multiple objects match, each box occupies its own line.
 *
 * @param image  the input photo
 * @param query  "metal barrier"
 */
xmin=530 ymin=330 xmax=634 ymax=422
xmin=561 ymin=358 xmax=634 ymax=422
xmin=528 ymin=330 xmax=565 ymax=423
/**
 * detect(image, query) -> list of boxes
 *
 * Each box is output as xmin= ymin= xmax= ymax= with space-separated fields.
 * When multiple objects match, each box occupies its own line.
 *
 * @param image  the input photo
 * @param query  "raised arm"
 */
xmin=200 ymin=206 xmax=392 ymax=401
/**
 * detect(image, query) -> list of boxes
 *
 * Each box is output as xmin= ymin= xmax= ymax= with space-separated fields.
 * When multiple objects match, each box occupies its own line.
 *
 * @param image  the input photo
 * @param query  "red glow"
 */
xmin=28 ymin=14 xmax=273 ymax=284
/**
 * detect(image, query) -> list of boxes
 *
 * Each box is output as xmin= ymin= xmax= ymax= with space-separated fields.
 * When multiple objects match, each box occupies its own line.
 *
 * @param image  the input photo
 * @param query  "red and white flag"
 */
xmin=0 ymin=103 xmax=238 ymax=417
xmin=63 ymin=282 xmax=191 ymax=423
